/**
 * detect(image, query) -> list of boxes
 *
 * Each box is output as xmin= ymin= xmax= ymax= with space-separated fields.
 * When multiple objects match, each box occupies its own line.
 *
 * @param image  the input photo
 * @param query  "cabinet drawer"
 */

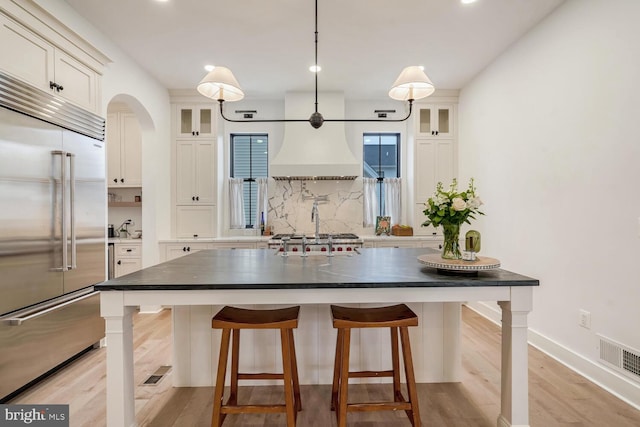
xmin=115 ymin=244 xmax=141 ymax=257
xmin=0 ymin=291 xmax=103 ymax=399
xmin=162 ymin=243 xmax=212 ymax=262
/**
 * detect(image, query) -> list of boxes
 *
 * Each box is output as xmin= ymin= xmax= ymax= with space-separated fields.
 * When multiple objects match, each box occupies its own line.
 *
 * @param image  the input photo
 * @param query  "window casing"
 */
xmin=230 ymin=134 xmax=268 ymax=227
xmin=363 ymin=133 xmax=400 ymax=216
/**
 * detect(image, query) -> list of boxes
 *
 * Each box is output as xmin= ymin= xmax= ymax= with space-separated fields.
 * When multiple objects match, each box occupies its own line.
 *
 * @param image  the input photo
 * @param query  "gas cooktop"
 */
xmin=270 ymin=233 xmax=360 ymax=240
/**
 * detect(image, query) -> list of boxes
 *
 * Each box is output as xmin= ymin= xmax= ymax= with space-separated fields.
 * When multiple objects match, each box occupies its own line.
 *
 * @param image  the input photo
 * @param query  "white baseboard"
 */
xmin=138 ymin=305 xmax=165 ymax=314
xmin=464 ymin=302 xmax=640 ymax=411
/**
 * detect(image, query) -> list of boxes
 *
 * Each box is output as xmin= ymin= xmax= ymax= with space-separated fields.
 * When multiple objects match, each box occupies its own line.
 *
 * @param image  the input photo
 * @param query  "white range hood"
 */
xmin=270 ymin=92 xmax=360 ymax=180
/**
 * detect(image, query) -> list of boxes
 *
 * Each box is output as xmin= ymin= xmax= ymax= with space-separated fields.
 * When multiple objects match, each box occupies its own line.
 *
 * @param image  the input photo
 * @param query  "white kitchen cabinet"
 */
xmin=176 ymin=140 xmax=215 ymax=204
xmin=114 ymin=242 xmax=142 ymax=278
xmin=162 ymin=242 xmax=212 ymax=262
xmin=115 ymin=258 xmax=142 ymax=278
xmin=107 ymin=111 xmax=142 ymax=187
xmin=172 ymin=99 xmax=217 ymax=239
xmin=176 ymin=205 xmax=216 ymax=239
xmin=415 ymin=104 xmax=455 ymax=138
xmin=415 ymin=139 xmax=455 ymax=200
xmin=0 ymin=13 xmax=100 ymax=113
xmin=176 ymin=105 xmax=214 ymax=138
xmin=414 ymin=102 xmax=457 ymax=237
xmin=414 ymin=138 xmax=455 ymax=236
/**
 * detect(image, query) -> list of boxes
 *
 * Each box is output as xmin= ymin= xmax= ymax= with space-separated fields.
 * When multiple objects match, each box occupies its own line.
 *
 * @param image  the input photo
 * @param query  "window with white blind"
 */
xmin=363 ymin=133 xmax=400 ymax=216
xmin=230 ymin=134 xmax=268 ymax=227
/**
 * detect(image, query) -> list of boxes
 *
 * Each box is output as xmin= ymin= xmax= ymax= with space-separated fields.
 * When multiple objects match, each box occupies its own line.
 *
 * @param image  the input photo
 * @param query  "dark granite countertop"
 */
xmin=96 ymin=248 xmax=539 ymax=291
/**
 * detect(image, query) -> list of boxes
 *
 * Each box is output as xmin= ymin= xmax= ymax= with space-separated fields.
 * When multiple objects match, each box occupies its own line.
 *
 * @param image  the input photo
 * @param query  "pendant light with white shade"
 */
xmin=197 ymin=0 xmax=434 ymax=129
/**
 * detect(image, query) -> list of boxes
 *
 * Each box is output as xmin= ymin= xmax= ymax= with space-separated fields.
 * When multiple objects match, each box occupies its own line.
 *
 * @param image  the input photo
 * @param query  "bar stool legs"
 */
xmin=211 ymin=306 xmax=301 ymax=427
xmin=212 ymin=328 xmax=232 ymax=427
xmin=330 ymin=304 xmax=421 ymax=427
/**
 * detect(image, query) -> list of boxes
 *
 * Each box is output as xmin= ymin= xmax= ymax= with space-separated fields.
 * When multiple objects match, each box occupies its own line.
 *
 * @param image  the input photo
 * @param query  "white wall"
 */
xmin=34 ymin=0 xmax=172 ymax=267
xmin=459 ymin=0 xmax=640 ymax=405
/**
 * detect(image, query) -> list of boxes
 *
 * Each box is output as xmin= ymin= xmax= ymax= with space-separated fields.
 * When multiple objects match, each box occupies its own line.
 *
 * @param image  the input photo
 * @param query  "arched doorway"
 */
xmin=106 ymin=94 xmax=162 ymax=312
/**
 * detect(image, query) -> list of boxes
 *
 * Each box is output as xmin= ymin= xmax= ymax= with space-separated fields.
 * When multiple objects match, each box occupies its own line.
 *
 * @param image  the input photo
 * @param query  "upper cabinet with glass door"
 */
xmin=176 ymin=104 xmax=215 ymax=138
xmin=416 ymin=104 xmax=455 ymax=138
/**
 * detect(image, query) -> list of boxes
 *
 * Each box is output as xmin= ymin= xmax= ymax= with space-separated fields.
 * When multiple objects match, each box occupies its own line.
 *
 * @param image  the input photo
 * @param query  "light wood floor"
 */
xmin=9 ymin=306 xmax=640 ymax=426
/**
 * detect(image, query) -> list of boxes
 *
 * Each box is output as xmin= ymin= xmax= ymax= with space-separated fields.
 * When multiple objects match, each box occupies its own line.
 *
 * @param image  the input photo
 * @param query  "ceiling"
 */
xmin=63 ymin=0 xmax=565 ymax=101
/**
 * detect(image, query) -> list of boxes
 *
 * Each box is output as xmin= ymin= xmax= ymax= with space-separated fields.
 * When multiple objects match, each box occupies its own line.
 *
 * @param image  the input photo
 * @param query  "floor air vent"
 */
xmin=142 ymin=365 xmax=171 ymax=385
xmin=598 ymin=336 xmax=640 ymax=382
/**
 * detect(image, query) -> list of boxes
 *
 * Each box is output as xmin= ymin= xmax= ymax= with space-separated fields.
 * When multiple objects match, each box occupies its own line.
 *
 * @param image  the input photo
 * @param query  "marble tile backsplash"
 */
xmin=268 ymin=180 xmax=366 ymax=235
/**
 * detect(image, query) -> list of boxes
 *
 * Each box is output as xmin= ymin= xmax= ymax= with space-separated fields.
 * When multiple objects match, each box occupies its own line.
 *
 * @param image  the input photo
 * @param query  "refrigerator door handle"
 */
xmin=52 ymin=150 xmax=68 ymax=272
xmin=3 ymin=291 xmax=100 ymax=326
xmin=67 ymin=152 xmax=77 ymax=270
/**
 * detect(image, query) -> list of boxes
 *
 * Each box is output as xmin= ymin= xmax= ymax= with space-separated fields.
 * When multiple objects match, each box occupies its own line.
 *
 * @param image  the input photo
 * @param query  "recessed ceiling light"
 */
xmin=461 ymin=0 xmax=478 ymax=4
xmin=309 ymin=65 xmax=321 ymax=73
xmin=204 ymin=64 xmax=215 ymax=72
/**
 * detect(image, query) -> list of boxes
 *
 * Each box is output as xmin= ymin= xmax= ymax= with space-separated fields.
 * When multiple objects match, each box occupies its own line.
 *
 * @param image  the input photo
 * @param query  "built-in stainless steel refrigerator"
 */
xmin=0 ymin=71 xmax=106 ymax=401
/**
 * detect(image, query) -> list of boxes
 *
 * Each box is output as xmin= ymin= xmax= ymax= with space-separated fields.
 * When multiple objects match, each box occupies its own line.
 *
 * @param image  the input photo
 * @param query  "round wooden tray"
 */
xmin=417 ymin=254 xmax=501 ymax=272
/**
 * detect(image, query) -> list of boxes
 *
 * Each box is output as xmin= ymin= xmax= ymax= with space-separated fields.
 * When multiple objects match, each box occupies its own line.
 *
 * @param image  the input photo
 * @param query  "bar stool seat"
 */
xmin=330 ymin=304 xmax=421 ymax=427
xmin=211 ymin=306 xmax=302 ymax=427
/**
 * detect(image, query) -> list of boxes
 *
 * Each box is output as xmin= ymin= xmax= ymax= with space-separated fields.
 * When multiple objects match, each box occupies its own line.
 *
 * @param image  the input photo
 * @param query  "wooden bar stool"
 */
xmin=211 ymin=306 xmax=302 ymax=427
xmin=330 ymin=304 xmax=421 ymax=427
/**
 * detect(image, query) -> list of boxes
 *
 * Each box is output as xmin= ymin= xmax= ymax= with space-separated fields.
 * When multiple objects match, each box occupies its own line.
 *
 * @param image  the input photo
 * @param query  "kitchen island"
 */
xmin=97 ymin=247 xmax=538 ymax=427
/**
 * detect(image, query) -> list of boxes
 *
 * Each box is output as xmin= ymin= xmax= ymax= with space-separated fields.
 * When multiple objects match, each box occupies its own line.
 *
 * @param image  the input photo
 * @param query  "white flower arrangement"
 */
xmin=421 ymin=178 xmax=484 ymax=227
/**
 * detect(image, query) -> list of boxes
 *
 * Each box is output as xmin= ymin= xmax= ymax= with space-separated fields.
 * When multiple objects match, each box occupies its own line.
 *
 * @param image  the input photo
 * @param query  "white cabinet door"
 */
xmin=53 ymin=50 xmax=97 ymax=112
xmin=0 ymin=14 xmax=54 ymax=92
xmin=176 ymin=140 xmax=215 ymax=204
xmin=121 ymin=113 xmax=142 ymax=186
xmin=415 ymin=139 xmax=455 ymax=236
xmin=106 ymin=112 xmax=122 ymax=186
xmin=176 ymin=140 xmax=196 ymax=204
xmin=194 ymin=141 xmax=215 ymax=204
xmin=416 ymin=104 xmax=455 ymax=138
xmin=415 ymin=139 xmax=454 ymax=202
xmin=0 ymin=11 xmax=102 ymax=113
xmin=162 ymin=243 xmax=212 ymax=262
xmin=176 ymin=105 xmax=214 ymax=138
xmin=114 ymin=258 xmax=142 ymax=278
xmin=176 ymin=205 xmax=216 ymax=238
xmin=113 ymin=242 xmax=142 ymax=277
xmin=107 ymin=112 xmax=142 ymax=187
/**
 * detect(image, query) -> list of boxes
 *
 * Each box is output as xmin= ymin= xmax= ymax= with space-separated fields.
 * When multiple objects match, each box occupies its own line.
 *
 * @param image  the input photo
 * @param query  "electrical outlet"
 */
xmin=579 ymin=309 xmax=591 ymax=329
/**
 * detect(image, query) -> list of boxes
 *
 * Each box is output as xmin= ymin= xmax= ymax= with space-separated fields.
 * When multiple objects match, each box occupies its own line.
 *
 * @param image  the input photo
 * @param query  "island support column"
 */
xmin=101 ymin=291 xmax=137 ymax=427
xmin=497 ymin=286 xmax=533 ymax=427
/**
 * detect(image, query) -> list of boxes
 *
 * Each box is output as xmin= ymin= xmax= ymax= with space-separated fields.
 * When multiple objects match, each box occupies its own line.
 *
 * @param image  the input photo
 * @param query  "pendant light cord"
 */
xmin=314 ymin=0 xmax=319 ymax=114
xmin=216 ymin=0 xmax=415 ymax=127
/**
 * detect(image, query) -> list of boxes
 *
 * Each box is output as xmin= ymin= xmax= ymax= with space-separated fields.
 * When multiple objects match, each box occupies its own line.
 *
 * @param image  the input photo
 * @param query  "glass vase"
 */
xmin=441 ymin=223 xmax=462 ymax=260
